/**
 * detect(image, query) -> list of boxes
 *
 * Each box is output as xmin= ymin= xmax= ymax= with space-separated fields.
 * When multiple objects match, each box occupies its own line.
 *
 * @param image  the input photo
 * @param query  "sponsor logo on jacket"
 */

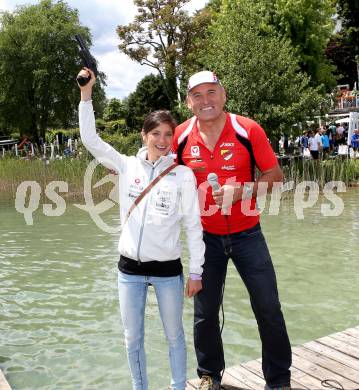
xmin=191 ymin=146 xmax=200 ymax=157
xmin=220 ymin=142 xmax=234 ymax=147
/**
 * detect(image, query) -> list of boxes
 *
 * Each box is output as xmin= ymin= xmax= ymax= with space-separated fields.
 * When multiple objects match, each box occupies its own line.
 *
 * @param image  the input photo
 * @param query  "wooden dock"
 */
xmin=0 ymin=369 xmax=11 ymax=390
xmin=1 ymin=326 xmax=358 ymax=390
xmin=185 ymin=326 xmax=359 ymax=389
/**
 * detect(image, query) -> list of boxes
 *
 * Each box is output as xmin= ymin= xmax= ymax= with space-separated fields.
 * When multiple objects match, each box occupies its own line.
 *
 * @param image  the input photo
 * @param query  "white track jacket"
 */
xmin=79 ymin=101 xmax=204 ymax=275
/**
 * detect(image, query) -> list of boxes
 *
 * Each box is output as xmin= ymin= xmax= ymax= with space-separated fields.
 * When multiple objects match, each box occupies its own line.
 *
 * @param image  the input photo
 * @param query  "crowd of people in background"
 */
xmin=299 ymin=123 xmax=359 ymax=160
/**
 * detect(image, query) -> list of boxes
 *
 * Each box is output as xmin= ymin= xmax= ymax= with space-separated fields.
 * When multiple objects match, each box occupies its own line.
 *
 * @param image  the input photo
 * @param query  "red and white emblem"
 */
xmin=191 ymin=146 xmax=200 ymax=157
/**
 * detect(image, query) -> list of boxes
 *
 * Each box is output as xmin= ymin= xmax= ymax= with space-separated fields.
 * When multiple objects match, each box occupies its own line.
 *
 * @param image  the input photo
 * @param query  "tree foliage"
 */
xmin=325 ymin=0 xmax=359 ymax=87
xmin=0 ymin=0 xmax=106 ymax=140
xmin=103 ymin=98 xmax=126 ymax=121
xmin=117 ymin=0 xmax=191 ymax=105
xmin=265 ymin=0 xmax=336 ymax=90
xmin=202 ymin=0 xmax=324 ymax=138
xmin=336 ymin=0 xmax=359 ymax=44
xmin=178 ymin=5 xmax=217 ymax=97
xmin=117 ymin=0 xmax=214 ymax=107
xmin=124 ymin=74 xmax=171 ymax=130
xmin=325 ymin=33 xmax=357 ymax=86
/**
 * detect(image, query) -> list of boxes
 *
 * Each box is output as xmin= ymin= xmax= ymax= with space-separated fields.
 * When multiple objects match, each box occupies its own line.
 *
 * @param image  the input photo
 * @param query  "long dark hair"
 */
xmin=142 ymin=110 xmax=177 ymax=134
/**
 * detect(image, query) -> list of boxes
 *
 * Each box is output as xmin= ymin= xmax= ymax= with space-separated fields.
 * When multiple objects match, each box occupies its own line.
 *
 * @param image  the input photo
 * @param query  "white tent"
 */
xmin=347 ymin=112 xmax=359 ymax=146
xmin=335 ymin=117 xmax=350 ymax=124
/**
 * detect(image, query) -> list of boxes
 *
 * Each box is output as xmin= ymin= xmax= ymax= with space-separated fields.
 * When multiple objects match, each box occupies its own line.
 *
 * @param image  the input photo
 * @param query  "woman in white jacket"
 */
xmin=78 ymin=68 xmax=205 ymax=390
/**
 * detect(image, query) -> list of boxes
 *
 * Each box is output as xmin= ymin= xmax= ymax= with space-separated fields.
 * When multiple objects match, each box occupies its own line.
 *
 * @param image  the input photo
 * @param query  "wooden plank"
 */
xmin=242 ymin=358 xmax=310 ymax=389
xmin=221 ymin=371 xmax=253 ymax=389
xmin=181 ymin=327 xmax=359 ymax=390
xmin=317 ymin=335 xmax=359 ymax=359
xmin=303 ymin=340 xmax=359 ymax=370
xmin=230 ymin=364 xmax=266 ymax=389
xmin=329 ymin=332 xmax=359 ymax=349
xmin=292 ymin=353 xmax=359 ymax=389
xmin=344 ymin=327 xmax=359 ymax=339
xmin=293 ymin=345 xmax=359 ymax=385
xmin=186 ymin=379 xmax=197 ymax=390
xmin=0 ymin=369 xmax=11 ymax=390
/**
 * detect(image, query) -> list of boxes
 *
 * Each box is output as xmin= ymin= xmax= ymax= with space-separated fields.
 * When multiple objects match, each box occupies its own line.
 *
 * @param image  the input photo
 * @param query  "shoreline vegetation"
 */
xmin=1 ymin=153 xmax=358 ymax=202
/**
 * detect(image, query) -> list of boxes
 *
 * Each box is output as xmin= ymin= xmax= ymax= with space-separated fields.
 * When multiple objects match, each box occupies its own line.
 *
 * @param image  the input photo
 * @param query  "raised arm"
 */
xmin=78 ymin=68 xmax=127 ymax=173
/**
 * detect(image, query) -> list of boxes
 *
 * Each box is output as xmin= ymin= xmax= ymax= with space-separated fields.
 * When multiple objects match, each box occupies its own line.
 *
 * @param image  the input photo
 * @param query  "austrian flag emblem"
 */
xmin=221 ymin=149 xmax=233 ymax=161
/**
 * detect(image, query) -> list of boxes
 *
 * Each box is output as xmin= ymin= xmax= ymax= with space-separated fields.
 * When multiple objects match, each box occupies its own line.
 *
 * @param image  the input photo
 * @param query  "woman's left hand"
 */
xmin=185 ymin=278 xmax=202 ymax=298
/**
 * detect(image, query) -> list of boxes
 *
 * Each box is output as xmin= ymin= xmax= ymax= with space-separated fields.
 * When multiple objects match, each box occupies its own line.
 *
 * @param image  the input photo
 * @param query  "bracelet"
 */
xmin=189 ymin=273 xmax=202 ymax=281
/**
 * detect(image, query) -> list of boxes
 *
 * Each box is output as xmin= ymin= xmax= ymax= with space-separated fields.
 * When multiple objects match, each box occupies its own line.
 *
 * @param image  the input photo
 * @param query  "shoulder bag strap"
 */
xmin=122 ymin=162 xmax=177 ymax=226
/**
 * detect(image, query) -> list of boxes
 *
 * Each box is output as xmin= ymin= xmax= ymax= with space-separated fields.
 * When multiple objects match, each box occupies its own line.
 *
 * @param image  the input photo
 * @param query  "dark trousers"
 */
xmin=194 ymin=223 xmax=292 ymax=387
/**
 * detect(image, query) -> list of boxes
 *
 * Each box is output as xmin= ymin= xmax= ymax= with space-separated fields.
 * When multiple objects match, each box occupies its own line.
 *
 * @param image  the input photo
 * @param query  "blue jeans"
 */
xmin=118 ymin=272 xmax=186 ymax=390
xmin=194 ymin=224 xmax=292 ymax=388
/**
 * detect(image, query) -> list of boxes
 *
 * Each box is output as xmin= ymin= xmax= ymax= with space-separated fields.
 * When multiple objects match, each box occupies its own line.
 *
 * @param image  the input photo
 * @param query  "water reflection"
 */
xmin=0 ymin=189 xmax=358 ymax=389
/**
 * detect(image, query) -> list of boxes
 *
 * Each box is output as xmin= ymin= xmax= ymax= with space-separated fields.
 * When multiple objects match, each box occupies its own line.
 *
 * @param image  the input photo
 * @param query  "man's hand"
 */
xmin=212 ymin=165 xmax=283 ymax=211
xmin=185 ymin=278 xmax=202 ymax=298
xmin=77 ymin=67 xmax=96 ymax=101
xmin=212 ymin=185 xmax=242 ymax=210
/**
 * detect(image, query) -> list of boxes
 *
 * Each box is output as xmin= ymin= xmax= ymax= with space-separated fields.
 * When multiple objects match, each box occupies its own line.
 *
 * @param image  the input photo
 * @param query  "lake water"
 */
xmin=0 ymin=188 xmax=358 ymax=389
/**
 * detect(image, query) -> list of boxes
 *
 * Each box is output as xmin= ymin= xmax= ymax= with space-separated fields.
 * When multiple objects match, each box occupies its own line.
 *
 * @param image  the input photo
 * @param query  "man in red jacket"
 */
xmin=173 ymin=71 xmax=292 ymax=390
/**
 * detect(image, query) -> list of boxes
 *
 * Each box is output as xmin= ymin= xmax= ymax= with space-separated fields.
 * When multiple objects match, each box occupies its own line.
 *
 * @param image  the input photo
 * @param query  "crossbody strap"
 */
xmin=122 ymin=162 xmax=177 ymax=226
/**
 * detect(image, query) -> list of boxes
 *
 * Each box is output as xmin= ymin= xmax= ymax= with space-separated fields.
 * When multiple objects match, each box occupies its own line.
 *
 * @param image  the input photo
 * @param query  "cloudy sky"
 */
xmin=0 ymin=0 xmax=208 ymax=99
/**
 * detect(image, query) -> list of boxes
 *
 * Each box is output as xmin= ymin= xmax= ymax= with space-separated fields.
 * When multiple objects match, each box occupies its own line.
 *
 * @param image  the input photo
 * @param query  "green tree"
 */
xmin=178 ymin=4 xmax=217 ymax=97
xmin=262 ymin=0 xmax=337 ymax=90
xmin=181 ymin=0 xmax=337 ymax=91
xmin=0 ymin=0 xmax=106 ymax=141
xmin=117 ymin=0 xmax=212 ymax=108
xmin=117 ymin=0 xmax=191 ymax=106
xmin=202 ymin=0 xmax=324 ymax=139
xmin=325 ymin=34 xmax=357 ymax=86
xmin=103 ymin=98 xmax=126 ymax=121
xmin=125 ymin=74 xmax=171 ymax=130
xmin=336 ymin=0 xmax=359 ymax=47
xmin=325 ymin=0 xmax=359 ymax=87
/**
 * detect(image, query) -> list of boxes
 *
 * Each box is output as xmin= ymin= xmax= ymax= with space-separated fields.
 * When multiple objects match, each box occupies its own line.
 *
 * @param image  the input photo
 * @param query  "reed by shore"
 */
xmin=0 ymin=157 xmax=113 ymax=201
xmin=1 ymin=155 xmax=358 ymax=201
xmin=280 ymin=157 xmax=359 ymax=188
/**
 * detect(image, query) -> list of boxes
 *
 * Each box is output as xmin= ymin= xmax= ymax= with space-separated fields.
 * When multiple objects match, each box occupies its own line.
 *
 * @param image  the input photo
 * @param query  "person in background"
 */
xmin=343 ymin=123 xmax=349 ymax=144
xmin=308 ymin=129 xmax=322 ymax=160
xmin=300 ymin=131 xmax=309 ymax=155
xmin=351 ymin=128 xmax=359 ymax=152
xmin=321 ymin=129 xmax=330 ymax=159
xmin=77 ymin=67 xmax=205 ymax=390
xmin=328 ymin=123 xmax=336 ymax=151
xmin=173 ymin=70 xmax=291 ymax=390
xmin=337 ymin=124 xmax=345 ymax=145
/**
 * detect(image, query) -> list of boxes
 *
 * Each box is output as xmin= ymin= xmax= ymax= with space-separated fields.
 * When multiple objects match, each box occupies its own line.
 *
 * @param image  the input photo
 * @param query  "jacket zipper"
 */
xmin=136 ymin=164 xmax=155 ymax=264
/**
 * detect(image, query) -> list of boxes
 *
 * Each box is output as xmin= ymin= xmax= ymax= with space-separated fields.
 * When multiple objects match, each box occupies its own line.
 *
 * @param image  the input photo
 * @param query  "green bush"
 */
xmin=102 ymin=119 xmax=132 ymax=135
xmin=101 ymin=132 xmax=142 ymax=155
xmin=95 ymin=118 xmax=106 ymax=131
xmin=46 ymin=128 xmax=80 ymax=143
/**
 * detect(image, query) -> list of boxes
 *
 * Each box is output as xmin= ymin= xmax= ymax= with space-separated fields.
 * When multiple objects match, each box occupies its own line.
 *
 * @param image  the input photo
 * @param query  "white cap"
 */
xmin=187 ymin=71 xmax=221 ymax=91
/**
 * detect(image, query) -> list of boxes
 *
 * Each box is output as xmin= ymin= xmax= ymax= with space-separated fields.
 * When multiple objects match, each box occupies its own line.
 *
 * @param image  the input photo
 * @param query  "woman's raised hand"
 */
xmin=77 ymin=67 xmax=96 ymax=101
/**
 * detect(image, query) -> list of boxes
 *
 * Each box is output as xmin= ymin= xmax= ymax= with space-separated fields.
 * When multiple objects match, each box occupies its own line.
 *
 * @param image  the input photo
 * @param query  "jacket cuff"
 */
xmin=189 ymin=273 xmax=202 ymax=281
